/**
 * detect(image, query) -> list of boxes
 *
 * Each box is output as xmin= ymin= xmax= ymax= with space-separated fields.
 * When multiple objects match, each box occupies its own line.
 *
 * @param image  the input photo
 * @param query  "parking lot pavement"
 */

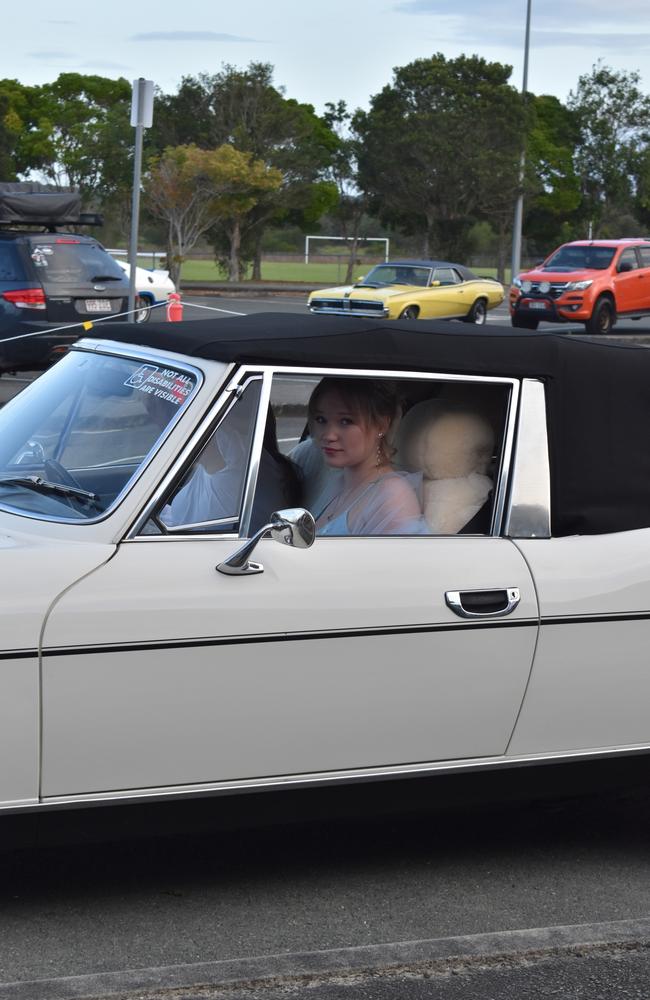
xmin=3 ymin=758 xmax=650 ymax=999
xmin=2 ymin=298 xmax=650 ymax=409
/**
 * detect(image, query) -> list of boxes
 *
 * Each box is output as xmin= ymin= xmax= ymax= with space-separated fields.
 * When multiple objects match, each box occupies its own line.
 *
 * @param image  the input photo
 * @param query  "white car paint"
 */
xmin=0 ymin=332 xmax=647 ymax=816
xmin=41 ymin=536 xmax=537 ymax=796
xmin=114 ymin=259 xmax=175 ymax=322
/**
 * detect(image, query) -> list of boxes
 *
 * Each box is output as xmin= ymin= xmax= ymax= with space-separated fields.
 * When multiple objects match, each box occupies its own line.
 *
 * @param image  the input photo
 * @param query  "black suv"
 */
xmin=0 ymin=188 xmax=130 ymax=372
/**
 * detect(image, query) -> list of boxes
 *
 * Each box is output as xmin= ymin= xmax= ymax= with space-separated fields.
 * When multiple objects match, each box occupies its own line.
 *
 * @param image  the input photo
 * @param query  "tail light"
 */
xmin=2 ymin=288 xmax=47 ymax=310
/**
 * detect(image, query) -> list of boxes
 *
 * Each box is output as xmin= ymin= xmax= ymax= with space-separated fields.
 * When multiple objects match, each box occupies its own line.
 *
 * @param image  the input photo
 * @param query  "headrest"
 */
xmin=396 ymin=399 xmax=495 ymax=480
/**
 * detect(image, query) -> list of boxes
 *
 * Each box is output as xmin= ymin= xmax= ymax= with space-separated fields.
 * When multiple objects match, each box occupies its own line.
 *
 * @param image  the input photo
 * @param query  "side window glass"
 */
xmin=619 ymin=249 xmax=638 ymax=271
xmin=156 ymin=379 xmax=261 ymax=533
xmin=638 ymin=247 xmax=650 ymax=269
xmin=433 ymin=268 xmax=459 ymax=286
xmin=269 ymin=374 xmax=510 ymax=537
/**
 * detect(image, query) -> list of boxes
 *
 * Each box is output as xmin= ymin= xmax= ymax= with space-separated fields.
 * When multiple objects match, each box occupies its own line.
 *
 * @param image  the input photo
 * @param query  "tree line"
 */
xmin=2 ymin=56 xmax=650 ymax=286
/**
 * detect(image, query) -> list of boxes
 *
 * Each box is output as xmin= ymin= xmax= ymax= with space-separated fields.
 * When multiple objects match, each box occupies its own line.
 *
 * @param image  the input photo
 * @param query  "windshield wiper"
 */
xmin=0 ymin=476 xmax=100 ymax=507
xmin=91 ymin=274 xmax=123 ymax=282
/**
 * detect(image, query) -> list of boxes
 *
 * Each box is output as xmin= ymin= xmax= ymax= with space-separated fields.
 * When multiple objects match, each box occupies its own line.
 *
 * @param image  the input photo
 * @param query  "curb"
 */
xmin=3 ymin=917 xmax=650 ymax=1000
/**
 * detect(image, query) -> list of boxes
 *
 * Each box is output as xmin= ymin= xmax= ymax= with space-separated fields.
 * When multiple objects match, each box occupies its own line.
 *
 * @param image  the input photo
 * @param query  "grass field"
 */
xmin=181 ymin=259 xmax=509 ymax=284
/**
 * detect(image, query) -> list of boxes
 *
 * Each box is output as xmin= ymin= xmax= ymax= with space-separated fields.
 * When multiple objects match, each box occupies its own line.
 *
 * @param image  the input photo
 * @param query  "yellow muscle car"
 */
xmin=308 ymin=260 xmax=505 ymax=323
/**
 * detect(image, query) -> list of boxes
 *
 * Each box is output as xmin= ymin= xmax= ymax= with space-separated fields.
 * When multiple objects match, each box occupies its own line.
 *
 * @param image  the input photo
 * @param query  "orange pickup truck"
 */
xmin=509 ymin=238 xmax=650 ymax=335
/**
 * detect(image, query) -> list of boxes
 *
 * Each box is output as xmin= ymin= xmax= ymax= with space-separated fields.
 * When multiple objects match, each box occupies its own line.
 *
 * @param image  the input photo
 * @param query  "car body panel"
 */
xmin=0 ymin=535 xmax=115 ymax=806
xmin=509 ymin=531 xmax=650 ymax=754
xmin=41 ymin=536 xmax=537 ymax=797
xmin=114 ymin=259 xmax=175 ymax=308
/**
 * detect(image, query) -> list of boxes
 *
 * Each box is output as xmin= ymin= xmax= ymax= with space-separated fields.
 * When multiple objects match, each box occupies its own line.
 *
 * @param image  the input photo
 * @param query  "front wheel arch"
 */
xmin=133 ymin=293 xmax=154 ymax=324
xmin=464 ymin=297 xmax=488 ymax=325
xmin=585 ymin=295 xmax=616 ymax=336
xmin=398 ymin=305 xmax=420 ymax=320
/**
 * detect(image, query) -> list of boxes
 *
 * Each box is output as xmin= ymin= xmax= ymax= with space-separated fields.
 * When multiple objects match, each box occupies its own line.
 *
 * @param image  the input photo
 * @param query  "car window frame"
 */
xmin=131 ymin=365 xmax=525 ymax=542
xmin=637 ymin=245 xmax=650 ymax=269
xmin=0 ymin=342 xmax=205 ymax=528
xmin=148 ymin=373 xmax=266 ymax=537
xmin=617 ymin=247 xmax=640 ymax=272
xmin=432 ymin=267 xmax=462 ymax=286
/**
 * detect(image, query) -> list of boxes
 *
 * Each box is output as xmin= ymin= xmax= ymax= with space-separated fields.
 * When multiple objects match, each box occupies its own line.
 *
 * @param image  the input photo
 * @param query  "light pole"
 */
xmin=128 ymin=78 xmax=154 ymax=319
xmin=510 ymin=0 xmax=532 ymax=284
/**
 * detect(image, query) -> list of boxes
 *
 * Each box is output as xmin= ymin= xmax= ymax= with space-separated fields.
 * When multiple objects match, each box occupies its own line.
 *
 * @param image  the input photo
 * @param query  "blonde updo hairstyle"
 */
xmin=308 ymin=377 xmax=400 ymax=465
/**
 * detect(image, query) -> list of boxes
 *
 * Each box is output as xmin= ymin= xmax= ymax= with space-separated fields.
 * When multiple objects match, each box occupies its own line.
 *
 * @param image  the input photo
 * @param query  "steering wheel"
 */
xmin=43 ymin=459 xmax=85 ymax=492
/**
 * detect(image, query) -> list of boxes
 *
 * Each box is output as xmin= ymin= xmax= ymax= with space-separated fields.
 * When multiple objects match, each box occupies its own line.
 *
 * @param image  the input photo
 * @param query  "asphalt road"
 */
xmin=3 ymin=759 xmax=650 ymax=999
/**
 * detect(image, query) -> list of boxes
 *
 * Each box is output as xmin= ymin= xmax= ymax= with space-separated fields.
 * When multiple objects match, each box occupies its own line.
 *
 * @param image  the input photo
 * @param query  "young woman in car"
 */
xmin=307 ymin=377 xmax=428 ymax=536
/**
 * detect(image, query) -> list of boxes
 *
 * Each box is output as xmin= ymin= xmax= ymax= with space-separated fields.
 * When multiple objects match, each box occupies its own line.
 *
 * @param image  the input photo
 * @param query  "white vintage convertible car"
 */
xmin=0 ymin=313 xmax=647 ymax=815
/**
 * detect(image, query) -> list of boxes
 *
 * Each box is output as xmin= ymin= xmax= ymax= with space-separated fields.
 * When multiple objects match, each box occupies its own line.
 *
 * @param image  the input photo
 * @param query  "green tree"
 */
xmin=145 ymin=144 xmax=281 ymax=287
xmin=567 ymin=62 xmax=650 ymax=235
xmin=522 ymin=94 xmax=582 ymax=253
xmin=152 ymin=64 xmax=337 ymax=278
xmin=31 ymin=74 xmax=133 ymax=203
xmin=0 ymin=79 xmax=52 ymax=179
xmin=322 ymin=101 xmax=370 ymax=284
xmin=354 ymin=53 xmax=527 ymax=261
xmin=0 ymin=94 xmax=18 ymax=181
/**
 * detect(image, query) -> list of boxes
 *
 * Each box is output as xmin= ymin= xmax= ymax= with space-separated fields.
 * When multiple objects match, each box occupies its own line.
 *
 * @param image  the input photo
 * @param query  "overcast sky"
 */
xmin=5 ymin=0 xmax=650 ymax=112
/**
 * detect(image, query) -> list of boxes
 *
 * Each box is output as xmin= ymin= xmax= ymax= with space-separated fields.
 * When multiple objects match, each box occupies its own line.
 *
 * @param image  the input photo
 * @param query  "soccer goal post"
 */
xmin=304 ymin=236 xmax=389 ymax=265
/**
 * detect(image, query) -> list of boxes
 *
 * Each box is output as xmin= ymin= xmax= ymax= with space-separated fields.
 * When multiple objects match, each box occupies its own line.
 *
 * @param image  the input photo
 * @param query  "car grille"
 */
xmin=521 ymin=281 xmax=569 ymax=300
xmin=310 ymin=298 xmax=386 ymax=315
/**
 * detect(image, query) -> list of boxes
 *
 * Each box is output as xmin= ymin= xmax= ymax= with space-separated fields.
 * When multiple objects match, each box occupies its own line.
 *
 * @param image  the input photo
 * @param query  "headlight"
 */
xmin=521 ymin=280 xmax=532 ymax=293
xmin=512 ymin=277 xmax=523 ymax=289
xmin=538 ymin=281 xmax=551 ymax=293
xmin=564 ymin=279 xmax=593 ymax=291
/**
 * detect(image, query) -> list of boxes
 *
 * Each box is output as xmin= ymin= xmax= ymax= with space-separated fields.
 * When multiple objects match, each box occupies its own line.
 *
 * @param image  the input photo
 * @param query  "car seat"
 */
xmin=395 ymin=399 xmax=495 ymax=534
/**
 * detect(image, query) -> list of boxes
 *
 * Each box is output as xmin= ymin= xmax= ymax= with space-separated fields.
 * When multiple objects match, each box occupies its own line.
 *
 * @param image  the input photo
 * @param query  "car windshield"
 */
xmin=0 ymin=349 xmax=199 ymax=521
xmin=359 ymin=265 xmax=432 ymax=287
xmin=28 ymin=240 xmax=127 ymax=286
xmin=542 ymin=246 xmax=616 ymax=272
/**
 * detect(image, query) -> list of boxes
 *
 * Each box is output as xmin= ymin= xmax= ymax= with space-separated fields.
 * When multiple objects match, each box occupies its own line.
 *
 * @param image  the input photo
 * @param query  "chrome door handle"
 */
xmin=445 ymin=588 xmax=521 ymax=619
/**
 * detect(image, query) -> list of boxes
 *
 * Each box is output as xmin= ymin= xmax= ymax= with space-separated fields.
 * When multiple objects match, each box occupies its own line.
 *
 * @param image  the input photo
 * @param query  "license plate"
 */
xmin=529 ymin=301 xmax=547 ymax=310
xmin=85 ymin=299 xmax=112 ymax=312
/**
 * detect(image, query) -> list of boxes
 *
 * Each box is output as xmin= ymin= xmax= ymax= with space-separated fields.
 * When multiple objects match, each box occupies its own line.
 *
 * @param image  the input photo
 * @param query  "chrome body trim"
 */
xmin=4 ymin=742 xmax=650 ymax=814
xmin=309 ymin=300 xmax=389 ymax=317
xmin=239 ymin=371 xmax=272 ymax=537
xmin=126 ymin=364 xmax=249 ymax=540
xmin=445 ymin=588 xmax=521 ymax=619
xmin=128 ymin=364 xmax=520 ymax=542
xmin=504 ymin=378 xmax=552 ymax=539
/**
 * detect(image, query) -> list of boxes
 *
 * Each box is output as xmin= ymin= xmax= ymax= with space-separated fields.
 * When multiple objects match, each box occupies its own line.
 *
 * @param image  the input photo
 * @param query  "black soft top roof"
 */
xmin=100 ymin=313 xmax=650 ymax=537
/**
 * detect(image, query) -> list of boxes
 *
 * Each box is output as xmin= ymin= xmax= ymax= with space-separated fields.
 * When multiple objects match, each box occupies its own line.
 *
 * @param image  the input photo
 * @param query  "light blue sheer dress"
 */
xmin=314 ymin=471 xmax=430 ymax=536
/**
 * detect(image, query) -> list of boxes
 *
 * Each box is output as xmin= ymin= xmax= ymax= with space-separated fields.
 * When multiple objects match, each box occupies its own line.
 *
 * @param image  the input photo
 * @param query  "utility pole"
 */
xmin=128 ymin=78 xmax=154 ymax=319
xmin=510 ymin=0 xmax=532 ymax=283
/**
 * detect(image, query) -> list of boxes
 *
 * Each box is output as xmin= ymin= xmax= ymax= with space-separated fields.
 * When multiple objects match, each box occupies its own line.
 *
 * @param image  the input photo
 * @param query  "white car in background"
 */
xmin=113 ymin=258 xmax=175 ymax=323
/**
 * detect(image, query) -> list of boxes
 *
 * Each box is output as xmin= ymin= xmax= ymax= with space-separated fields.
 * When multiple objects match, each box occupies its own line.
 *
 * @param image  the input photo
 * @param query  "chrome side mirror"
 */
xmin=216 ymin=508 xmax=315 ymax=576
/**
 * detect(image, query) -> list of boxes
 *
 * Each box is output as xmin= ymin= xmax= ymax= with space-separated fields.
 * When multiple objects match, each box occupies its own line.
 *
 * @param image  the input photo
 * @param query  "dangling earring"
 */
xmin=376 ymin=432 xmax=383 ymax=467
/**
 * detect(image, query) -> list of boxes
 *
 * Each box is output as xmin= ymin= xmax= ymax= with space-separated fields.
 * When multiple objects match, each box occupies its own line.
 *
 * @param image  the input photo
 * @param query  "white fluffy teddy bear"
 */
xmin=396 ymin=400 xmax=495 ymax=534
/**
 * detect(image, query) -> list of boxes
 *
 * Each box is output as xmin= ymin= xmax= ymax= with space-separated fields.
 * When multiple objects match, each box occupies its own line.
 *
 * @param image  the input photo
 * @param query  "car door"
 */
xmin=614 ymin=247 xmax=644 ymax=313
xmin=423 ymin=267 xmax=467 ymax=318
xmin=39 ymin=368 xmax=540 ymax=802
xmin=634 ymin=246 xmax=650 ymax=311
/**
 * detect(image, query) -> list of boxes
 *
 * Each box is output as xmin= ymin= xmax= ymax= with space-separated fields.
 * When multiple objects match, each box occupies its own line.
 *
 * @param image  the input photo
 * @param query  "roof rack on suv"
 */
xmin=0 ymin=186 xmax=103 ymax=231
